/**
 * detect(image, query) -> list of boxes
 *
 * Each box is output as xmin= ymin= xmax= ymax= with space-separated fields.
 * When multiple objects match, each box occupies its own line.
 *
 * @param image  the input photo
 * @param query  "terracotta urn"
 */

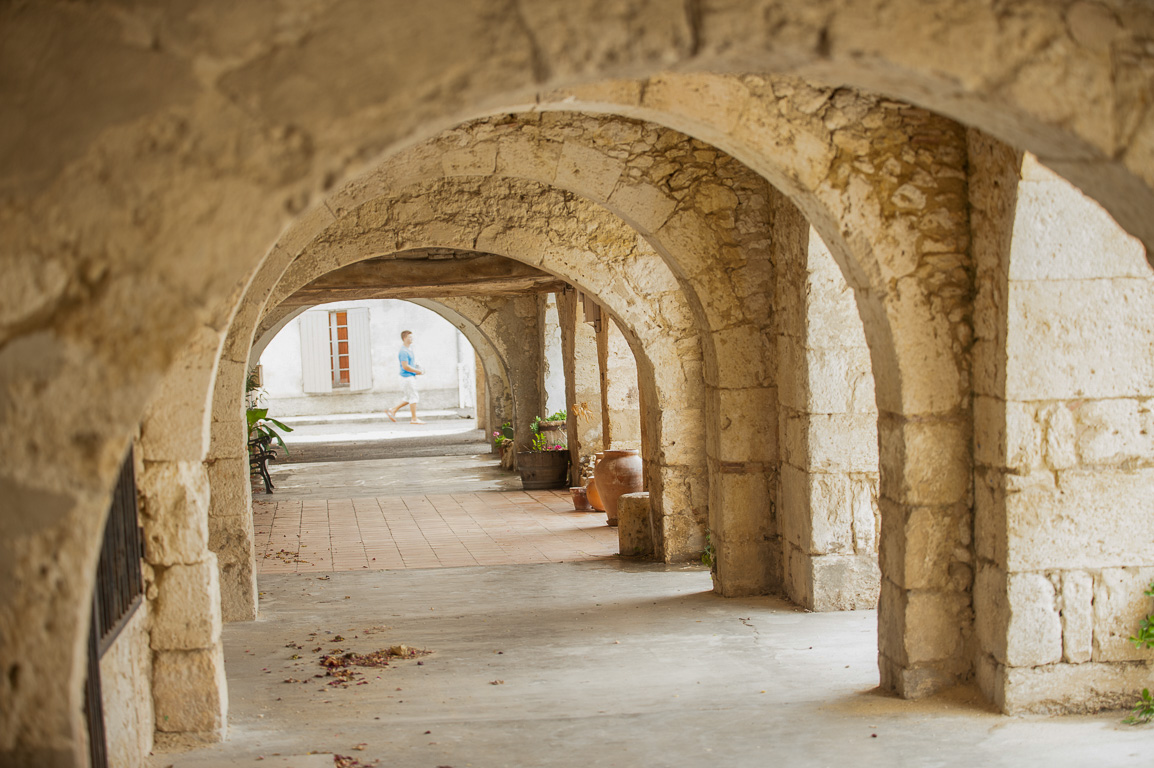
xmin=570 ymin=486 xmax=592 ymax=511
xmin=593 ymin=449 xmax=643 ymax=527
xmin=584 ymin=475 xmax=604 ymax=512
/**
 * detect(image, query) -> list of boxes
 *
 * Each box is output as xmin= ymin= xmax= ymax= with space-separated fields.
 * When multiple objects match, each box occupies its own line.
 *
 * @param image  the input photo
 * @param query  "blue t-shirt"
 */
xmin=398 ymin=347 xmax=417 ymax=377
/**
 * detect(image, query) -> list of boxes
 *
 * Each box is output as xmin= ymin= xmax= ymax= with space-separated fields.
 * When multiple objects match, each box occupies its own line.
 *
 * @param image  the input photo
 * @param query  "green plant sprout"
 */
xmin=1124 ymin=688 xmax=1153 ymax=725
xmin=701 ymin=530 xmax=714 ymax=568
xmin=1129 ymin=581 xmax=1154 ymax=650
xmin=1123 ymin=581 xmax=1154 ymax=725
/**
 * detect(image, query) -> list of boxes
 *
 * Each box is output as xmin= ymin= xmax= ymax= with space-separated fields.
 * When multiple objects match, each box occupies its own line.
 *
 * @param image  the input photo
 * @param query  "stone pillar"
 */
xmin=139 ymin=327 xmax=229 ymax=744
xmin=597 ymin=316 xmax=642 ymax=451
xmin=777 ymin=228 xmax=880 ymax=611
xmin=540 ymin=293 xmax=566 ymax=418
xmin=474 ymin=351 xmax=488 ymax=437
xmin=207 ymin=345 xmax=258 ymax=623
xmin=971 ymin=144 xmax=1154 ymax=713
xmin=559 ymin=289 xmax=604 ymax=485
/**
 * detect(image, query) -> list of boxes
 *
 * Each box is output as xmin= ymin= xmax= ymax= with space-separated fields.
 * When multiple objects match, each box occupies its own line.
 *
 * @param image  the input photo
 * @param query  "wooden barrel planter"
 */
xmin=517 ymin=450 xmax=571 ymax=490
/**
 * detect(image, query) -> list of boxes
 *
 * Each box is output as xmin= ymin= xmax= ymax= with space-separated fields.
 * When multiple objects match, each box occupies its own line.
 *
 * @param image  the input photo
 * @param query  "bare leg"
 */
xmin=410 ymin=403 xmax=425 ymax=424
xmin=388 ymin=401 xmax=408 ymax=422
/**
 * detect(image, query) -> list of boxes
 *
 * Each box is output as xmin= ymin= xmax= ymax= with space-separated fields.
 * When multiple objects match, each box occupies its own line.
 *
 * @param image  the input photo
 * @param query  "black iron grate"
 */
xmin=93 ymin=449 xmax=144 ymax=654
xmin=85 ymin=446 xmax=145 ymax=768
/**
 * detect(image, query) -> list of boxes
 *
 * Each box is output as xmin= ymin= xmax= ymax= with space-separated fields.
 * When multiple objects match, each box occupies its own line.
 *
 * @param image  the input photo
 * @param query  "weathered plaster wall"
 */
xmin=778 ymin=226 xmax=880 ymax=612
xmin=972 ymin=144 xmax=1154 ymax=713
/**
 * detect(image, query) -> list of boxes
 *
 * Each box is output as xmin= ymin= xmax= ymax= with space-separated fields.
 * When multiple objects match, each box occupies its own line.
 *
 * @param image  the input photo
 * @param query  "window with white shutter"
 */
xmin=300 ymin=308 xmax=373 ymax=394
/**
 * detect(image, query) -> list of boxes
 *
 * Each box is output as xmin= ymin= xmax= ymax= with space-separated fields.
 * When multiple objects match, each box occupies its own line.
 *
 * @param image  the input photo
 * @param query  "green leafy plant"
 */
xmin=493 ymin=421 xmax=513 ymax=448
xmin=1129 ymin=581 xmax=1154 ymax=650
xmin=1123 ymin=581 xmax=1154 ymax=725
xmin=1124 ymin=688 xmax=1154 ymax=725
xmin=246 ymin=367 xmax=293 ymax=454
xmin=530 ymin=431 xmax=565 ymax=452
xmin=701 ymin=530 xmax=714 ymax=567
xmin=530 ymin=410 xmax=568 ymax=435
xmin=247 ymin=407 xmax=293 ymax=454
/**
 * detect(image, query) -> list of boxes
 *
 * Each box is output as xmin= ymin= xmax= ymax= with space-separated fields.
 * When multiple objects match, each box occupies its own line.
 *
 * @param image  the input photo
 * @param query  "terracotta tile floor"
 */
xmin=253 ymin=490 xmax=617 ymax=574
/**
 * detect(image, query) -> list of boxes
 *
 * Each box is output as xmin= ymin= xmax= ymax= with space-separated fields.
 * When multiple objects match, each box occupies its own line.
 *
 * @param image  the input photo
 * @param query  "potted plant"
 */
xmin=493 ymin=421 xmax=515 ymax=470
xmin=517 ymin=415 xmax=570 ymax=490
xmin=246 ymin=368 xmax=293 ymax=493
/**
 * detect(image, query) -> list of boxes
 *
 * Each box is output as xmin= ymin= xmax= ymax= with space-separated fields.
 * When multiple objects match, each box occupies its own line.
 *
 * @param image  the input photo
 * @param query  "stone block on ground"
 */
xmin=617 ymin=492 xmax=654 ymax=557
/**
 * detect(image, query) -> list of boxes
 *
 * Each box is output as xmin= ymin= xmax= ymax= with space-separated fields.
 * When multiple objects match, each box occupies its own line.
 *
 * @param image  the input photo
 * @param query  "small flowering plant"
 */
xmin=530 ymin=432 xmax=566 ymax=452
xmin=493 ymin=421 xmax=513 ymax=449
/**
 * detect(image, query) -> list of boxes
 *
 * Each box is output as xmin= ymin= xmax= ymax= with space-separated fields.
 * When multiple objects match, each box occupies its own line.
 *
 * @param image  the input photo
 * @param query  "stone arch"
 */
xmin=295 ymin=92 xmax=976 ymax=698
xmin=8 ymin=5 xmax=1154 ymax=760
xmin=210 ymin=296 xmax=517 ymax=621
xmin=241 ymin=177 xmax=707 ymax=566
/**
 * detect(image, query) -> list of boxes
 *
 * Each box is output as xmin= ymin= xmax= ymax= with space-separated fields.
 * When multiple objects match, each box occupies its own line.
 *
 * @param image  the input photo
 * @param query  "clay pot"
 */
xmin=593 ymin=449 xmax=643 ymax=527
xmin=570 ymin=486 xmax=592 ymax=511
xmin=584 ymin=475 xmax=604 ymax=512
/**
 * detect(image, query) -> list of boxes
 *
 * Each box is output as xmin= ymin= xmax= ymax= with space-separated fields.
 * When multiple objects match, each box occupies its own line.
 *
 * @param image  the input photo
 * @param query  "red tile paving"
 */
xmin=252 ymin=489 xmax=618 ymax=574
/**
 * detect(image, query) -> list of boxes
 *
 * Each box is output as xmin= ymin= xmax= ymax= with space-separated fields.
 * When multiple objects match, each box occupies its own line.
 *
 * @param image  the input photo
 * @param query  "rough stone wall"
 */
xmin=558 ymin=290 xmax=605 ymax=486
xmin=97 ymin=608 xmax=154 ymax=768
xmin=137 ymin=340 xmax=230 ymax=745
xmin=971 ymin=142 xmax=1154 ymax=713
xmin=778 ymin=224 xmax=880 ymax=612
xmin=6 ymin=7 xmax=1154 ymax=758
xmin=598 ymin=318 xmax=643 ymax=452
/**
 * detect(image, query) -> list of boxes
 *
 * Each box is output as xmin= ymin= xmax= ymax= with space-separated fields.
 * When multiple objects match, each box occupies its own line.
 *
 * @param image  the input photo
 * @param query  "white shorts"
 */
xmin=401 ymin=377 xmax=420 ymax=403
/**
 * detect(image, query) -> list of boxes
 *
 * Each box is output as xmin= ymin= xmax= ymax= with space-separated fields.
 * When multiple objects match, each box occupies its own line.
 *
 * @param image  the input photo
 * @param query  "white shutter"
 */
xmin=299 ymin=312 xmax=333 ymax=393
xmin=347 ymin=307 xmax=373 ymax=391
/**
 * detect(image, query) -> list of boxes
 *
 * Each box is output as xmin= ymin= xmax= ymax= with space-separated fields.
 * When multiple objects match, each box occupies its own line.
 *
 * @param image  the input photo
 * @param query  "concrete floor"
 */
xmin=154 ymin=562 xmax=1150 ymax=768
xmin=262 ymin=417 xmax=521 ymax=499
xmin=153 ymin=425 xmax=1152 ymax=767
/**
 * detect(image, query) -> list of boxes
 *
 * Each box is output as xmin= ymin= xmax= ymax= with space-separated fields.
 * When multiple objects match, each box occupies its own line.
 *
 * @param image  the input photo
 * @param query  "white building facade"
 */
xmin=259 ymin=299 xmax=477 ymax=417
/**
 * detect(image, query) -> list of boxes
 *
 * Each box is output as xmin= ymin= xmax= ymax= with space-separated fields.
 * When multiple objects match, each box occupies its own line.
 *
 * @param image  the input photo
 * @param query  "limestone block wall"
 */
xmin=138 ymin=339 xmax=229 ymax=745
xmin=972 ymin=143 xmax=1154 ymax=713
xmin=598 ymin=316 xmax=643 ymax=452
xmin=8 ymin=6 xmax=1154 ymax=762
xmin=778 ymin=227 xmax=880 ymax=612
